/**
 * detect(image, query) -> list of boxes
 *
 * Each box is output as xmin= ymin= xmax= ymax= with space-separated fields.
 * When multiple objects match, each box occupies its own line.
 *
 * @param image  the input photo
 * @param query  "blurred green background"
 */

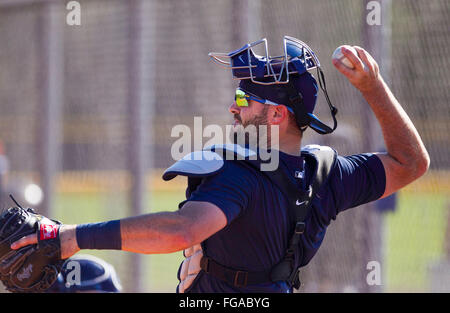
xmin=0 ymin=0 xmax=449 ymax=292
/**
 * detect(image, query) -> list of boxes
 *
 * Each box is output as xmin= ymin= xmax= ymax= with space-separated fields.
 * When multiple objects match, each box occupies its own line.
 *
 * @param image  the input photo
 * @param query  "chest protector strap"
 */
xmin=268 ymin=145 xmax=336 ymax=288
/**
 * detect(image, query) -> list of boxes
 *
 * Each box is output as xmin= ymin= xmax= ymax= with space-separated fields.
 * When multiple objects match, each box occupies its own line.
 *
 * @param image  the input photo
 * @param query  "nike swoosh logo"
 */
xmin=296 ymin=200 xmax=307 ymax=206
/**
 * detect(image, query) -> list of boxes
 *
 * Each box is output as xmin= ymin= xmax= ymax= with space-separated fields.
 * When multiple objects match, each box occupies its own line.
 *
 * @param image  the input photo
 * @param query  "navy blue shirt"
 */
xmin=178 ymin=148 xmax=386 ymax=293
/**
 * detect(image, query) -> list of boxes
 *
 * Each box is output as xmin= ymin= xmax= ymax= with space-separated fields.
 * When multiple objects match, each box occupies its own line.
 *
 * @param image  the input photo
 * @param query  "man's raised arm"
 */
xmin=333 ymin=46 xmax=430 ymax=198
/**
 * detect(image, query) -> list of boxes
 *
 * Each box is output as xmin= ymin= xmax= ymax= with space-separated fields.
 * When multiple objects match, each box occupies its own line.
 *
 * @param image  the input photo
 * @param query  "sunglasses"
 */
xmin=235 ymin=89 xmax=294 ymax=114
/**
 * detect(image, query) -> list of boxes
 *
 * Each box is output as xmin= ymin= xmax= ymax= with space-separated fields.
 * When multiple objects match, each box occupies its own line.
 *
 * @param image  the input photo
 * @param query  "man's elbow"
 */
xmin=173 ymin=216 xmax=198 ymax=250
xmin=395 ymin=148 xmax=430 ymax=186
xmin=164 ymin=221 xmax=194 ymax=251
xmin=415 ymin=149 xmax=430 ymax=178
xmin=158 ymin=213 xmax=195 ymax=252
xmin=409 ymin=148 xmax=430 ymax=180
xmin=176 ymin=229 xmax=195 ymax=250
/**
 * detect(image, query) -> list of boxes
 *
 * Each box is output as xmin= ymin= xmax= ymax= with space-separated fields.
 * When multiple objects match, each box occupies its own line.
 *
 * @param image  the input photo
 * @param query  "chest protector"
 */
xmin=163 ymin=144 xmax=336 ymax=292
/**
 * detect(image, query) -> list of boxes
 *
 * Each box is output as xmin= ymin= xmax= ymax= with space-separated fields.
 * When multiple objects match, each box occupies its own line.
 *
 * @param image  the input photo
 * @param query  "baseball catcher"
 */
xmin=7 ymin=36 xmax=429 ymax=293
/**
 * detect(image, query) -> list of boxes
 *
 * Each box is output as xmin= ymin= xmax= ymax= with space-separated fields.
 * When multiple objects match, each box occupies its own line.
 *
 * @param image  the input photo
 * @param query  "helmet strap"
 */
xmin=316 ymin=68 xmax=338 ymax=133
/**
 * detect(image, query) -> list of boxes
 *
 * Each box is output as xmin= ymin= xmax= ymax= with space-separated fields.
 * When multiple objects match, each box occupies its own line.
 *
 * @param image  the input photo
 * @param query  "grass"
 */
xmin=52 ymin=188 xmax=449 ymax=292
xmin=384 ymin=191 xmax=448 ymax=292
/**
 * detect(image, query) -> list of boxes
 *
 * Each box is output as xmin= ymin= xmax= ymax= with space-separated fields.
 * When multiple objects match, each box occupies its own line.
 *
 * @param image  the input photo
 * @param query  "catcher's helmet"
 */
xmin=209 ymin=36 xmax=338 ymax=134
xmin=47 ymin=254 xmax=122 ymax=293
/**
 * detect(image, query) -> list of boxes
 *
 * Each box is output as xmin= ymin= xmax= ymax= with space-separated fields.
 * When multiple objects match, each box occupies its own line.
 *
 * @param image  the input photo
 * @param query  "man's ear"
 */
xmin=269 ymin=105 xmax=288 ymax=125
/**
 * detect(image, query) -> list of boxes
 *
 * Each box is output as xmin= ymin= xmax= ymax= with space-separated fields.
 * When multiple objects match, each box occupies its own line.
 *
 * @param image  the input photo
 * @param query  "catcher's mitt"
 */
xmin=0 ymin=206 xmax=65 ymax=293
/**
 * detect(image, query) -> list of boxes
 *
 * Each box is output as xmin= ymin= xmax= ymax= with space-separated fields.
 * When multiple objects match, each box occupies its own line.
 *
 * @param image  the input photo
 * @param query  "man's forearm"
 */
xmin=119 ymin=211 xmax=192 ymax=254
xmin=361 ymin=77 xmax=429 ymax=175
xmin=60 ymin=211 xmax=191 ymax=259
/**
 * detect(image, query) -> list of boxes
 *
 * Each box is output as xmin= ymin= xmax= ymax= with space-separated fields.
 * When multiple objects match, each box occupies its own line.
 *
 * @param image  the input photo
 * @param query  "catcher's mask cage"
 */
xmin=209 ymin=36 xmax=338 ymax=135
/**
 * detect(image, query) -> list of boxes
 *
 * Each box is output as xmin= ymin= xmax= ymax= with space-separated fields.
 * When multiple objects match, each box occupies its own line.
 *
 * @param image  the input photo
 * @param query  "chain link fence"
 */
xmin=0 ymin=0 xmax=448 ymax=292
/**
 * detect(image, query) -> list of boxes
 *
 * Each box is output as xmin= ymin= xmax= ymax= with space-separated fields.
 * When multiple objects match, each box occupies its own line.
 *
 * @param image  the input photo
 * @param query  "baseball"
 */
xmin=332 ymin=45 xmax=357 ymax=69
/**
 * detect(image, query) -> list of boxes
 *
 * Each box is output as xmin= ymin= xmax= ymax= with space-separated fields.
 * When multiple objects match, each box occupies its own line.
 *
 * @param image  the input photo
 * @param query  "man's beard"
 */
xmin=229 ymin=107 xmax=271 ymax=150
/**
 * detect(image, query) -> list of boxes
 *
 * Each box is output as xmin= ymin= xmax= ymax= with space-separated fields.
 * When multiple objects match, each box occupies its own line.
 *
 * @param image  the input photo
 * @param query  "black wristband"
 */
xmin=76 ymin=220 xmax=122 ymax=250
